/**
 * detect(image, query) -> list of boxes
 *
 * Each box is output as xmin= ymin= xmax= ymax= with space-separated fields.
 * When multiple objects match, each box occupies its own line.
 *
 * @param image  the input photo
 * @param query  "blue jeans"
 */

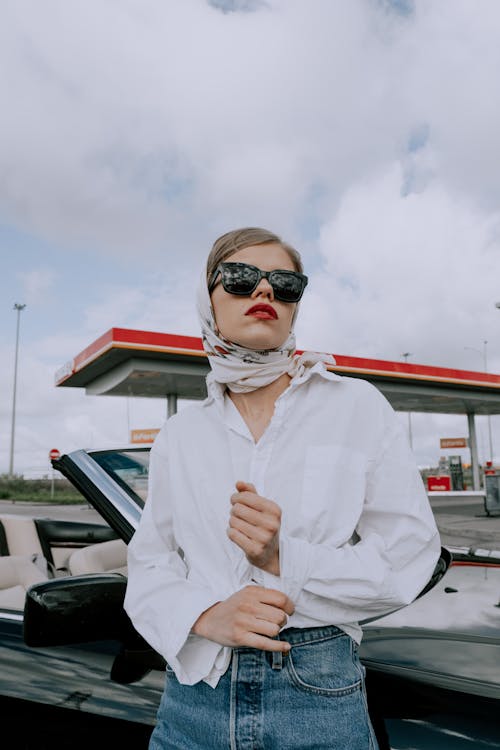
xmin=149 ymin=625 xmax=379 ymax=749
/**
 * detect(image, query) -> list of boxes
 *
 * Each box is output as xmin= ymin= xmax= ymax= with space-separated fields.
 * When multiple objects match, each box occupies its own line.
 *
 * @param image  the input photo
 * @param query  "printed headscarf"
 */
xmin=196 ymin=269 xmax=335 ymax=393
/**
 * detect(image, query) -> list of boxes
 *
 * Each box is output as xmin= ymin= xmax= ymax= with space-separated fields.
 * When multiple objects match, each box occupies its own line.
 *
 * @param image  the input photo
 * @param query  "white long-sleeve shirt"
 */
xmin=124 ymin=363 xmax=441 ymax=688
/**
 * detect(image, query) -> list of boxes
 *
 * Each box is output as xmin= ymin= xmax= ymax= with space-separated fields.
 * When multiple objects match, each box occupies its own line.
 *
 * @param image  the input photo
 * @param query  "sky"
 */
xmin=1 ymin=0 xmax=500 ymax=476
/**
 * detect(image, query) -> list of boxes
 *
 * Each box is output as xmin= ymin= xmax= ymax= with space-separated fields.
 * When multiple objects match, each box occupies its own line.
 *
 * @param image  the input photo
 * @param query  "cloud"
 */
xmin=2 ymin=0 xmax=500 ymax=473
xmin=208 ymin=0 xmax=268 ymax=12
xmin=1 ymin=0 xmax=499 ymax=262
xmin=296 ymin=163 xmax=500 ymax=371
xmin=18 ymin=269 xmax=56 ymax=305
xmin=0 ymin=1 xmax=462 ymax=254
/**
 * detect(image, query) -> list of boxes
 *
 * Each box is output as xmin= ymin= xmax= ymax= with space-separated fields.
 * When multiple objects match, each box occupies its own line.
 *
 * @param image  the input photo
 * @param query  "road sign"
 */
xmin=131 ymin=429 xmax=160 ymax=444
xmin=440 ymin=437 xmax=468 ymax=449
xmin=49 ymin=448 xmax=61 ymax=460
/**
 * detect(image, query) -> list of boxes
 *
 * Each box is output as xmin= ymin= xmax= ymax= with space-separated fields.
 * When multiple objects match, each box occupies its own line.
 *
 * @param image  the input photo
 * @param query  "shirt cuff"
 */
xmin=280 ymin=534 xmax=312 ymax=602
xmin=173 ymin=634 xmax=229 ymax=686
xmin=166 ymin=589 xmax=223 ymax=684
xmin=250 ymin=534 xmax=312 ymax=604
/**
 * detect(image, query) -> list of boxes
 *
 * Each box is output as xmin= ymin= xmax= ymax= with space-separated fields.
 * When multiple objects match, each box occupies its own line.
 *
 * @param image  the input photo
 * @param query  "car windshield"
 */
xmin=89 ymin=448 xmax=150 ymax=507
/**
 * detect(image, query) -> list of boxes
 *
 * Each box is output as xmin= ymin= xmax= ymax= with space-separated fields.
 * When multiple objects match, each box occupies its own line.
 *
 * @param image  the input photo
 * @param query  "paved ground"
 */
xmin=430 ymin=496 xmax=500 ymax=551
xmin=3 ymin=496 xmax=500 ymax=552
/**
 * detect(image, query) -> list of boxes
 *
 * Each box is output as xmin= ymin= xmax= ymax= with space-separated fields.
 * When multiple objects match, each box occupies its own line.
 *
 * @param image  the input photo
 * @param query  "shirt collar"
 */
xmin=289 ymin=360 xmax=342 ymax=389
xmin=205 ymin=376 xmax=226 ymax=408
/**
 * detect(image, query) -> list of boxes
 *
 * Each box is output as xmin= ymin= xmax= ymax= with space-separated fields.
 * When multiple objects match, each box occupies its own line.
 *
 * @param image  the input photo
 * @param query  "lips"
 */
xmin=245 ymin=304 xmax=278 ymax=320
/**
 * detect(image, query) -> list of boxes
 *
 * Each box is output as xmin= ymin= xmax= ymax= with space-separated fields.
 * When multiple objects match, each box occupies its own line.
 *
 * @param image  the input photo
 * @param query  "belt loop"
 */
xmin=272 ymin=650 xmax=283 ymax=670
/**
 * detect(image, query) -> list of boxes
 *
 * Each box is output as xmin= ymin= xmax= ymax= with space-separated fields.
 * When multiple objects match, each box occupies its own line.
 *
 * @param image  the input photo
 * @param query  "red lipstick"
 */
xmin=245 ymin=304 xmax=278 ymax=320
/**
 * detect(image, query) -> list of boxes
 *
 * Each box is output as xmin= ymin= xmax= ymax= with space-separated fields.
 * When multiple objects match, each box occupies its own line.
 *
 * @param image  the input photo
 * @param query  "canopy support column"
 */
xmin=467 ymin=412 xmax=480 ymax=490
xmin=167 ymin=393 xmax=178 ymax=418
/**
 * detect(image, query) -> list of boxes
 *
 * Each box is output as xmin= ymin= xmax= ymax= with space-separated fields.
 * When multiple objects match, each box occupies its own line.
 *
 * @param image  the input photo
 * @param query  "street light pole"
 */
xmin=402 ymin=352 xmax=413 ymax=449
xmin=9 ymin=303 xmax=26 ymax=478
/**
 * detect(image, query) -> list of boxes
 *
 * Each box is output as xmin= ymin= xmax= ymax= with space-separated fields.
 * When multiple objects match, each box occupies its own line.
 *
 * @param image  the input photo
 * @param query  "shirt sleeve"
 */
xmin=261 ymin=399 xmax=441 ymax=624
xmin=124 ymin=438 xmax=225 ymax=686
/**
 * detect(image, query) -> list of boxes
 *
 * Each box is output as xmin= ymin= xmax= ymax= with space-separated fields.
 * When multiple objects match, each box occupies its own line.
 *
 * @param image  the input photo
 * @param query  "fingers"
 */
xmin=235 ymin=480 xmax=257 ymax=493
xmin=196 ymin=587 xmax=295 ymax=652
xmin=228 ymin=498 xmax=280 ymax=567
xmin=227 ymin=526 xmax=276 ymax=570
xmin=254 ymin=602 xmax=290 ymax=629
xmin=244 ymin=632 xmax=291 ymax=653
xmin=248 ymin=586 xmax=295 ymax=617
xmin=266 ymin=590 xmax=295 ymax=617
xmin=227 ymin=526 xmax=255 ymax=552
xmin=228 ymin=487 xmax=282 ymax=576
xmin=237 ymin=594 xmax=292 ymax=651
xmin=229 ymin=513 xmax=276 ymax=544
xmin=230 ymin=502 xmax=280 ymax=534
xmin=231 ymin=491 xmax=281 ymax=516
xmin=227 ymin=527 xmax=272 ymax=564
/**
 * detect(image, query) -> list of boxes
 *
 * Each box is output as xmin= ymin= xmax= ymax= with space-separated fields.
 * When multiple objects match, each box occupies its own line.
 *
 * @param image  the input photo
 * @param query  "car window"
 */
xmin=89 ymin=449 xmax=150 ymax=507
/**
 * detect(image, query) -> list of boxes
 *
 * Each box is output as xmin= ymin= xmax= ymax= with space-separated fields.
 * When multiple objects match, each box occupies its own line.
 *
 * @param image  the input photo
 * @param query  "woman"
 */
xmin=124 ymin=227 xmax=441 ymax=749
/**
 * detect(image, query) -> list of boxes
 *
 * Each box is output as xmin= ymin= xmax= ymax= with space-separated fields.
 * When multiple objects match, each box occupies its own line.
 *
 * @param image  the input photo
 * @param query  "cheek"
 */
xmin=211 ymin=295 xmax=242 ymax=337
xmin=285 ymin=304 xmax=297 ymax=330
xmin=210 ymin=292 xmax=229 ymax=326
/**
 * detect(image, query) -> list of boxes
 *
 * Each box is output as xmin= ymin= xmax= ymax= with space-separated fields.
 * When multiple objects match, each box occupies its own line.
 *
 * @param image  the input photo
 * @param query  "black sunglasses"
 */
xmin=208 ymin=262 xmax=308 ymax=303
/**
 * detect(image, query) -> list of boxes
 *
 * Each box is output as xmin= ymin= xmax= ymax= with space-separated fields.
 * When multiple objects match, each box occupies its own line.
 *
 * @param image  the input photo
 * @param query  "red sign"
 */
xmin=427 ymin=475 xmax=451 ymax=492
xmin=49 ymin=448 xmax=61 ymax=461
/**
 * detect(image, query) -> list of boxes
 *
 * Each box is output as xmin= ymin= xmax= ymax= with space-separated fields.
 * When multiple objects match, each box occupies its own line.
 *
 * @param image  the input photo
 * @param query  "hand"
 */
xmin=228 ymin=481 xmax=281 ymax=575
xmin=192 ymin=585 xmax=294 ymax=652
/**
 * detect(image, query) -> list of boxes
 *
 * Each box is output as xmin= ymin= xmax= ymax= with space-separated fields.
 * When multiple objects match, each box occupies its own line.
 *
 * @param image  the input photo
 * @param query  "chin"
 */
xmin=218 ymin=319 xmax=291 ymax=352
xmin=232 ymin=334 xmax=287 ymax=351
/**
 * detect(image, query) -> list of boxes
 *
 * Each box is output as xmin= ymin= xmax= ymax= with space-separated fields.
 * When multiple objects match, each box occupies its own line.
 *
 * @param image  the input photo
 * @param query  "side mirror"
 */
xmin=416 ymin=546 xmax=452 ymax=599
xmin=23 ymin=574 xmax=165 ymax=684
xmin=23 ymin=574 xmax=133 ymax=647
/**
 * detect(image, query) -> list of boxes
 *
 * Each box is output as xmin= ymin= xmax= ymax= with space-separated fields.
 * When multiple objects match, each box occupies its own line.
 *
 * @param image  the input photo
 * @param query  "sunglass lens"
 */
xmin=222 ymin=264 xmax=259 ymax=294
xmin=271 ymin=272 xmax=304 ymax=302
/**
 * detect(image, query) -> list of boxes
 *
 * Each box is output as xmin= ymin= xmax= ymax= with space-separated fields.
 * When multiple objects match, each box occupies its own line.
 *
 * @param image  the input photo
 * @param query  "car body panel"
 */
xmin=360 ymin=563 xmax=500 ymax=700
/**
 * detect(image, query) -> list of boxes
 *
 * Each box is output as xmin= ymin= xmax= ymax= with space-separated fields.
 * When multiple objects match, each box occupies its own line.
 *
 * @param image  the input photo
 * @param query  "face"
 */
xmin=209 ymin=243 xmax=298 ymax=350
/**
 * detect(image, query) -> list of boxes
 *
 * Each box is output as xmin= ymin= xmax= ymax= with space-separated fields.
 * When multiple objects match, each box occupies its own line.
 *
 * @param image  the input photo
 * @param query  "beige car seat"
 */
xmin=0 ymin=555 xmax=49 ymax=610
xmin=68 ymin=538 xmax=127 ymax=576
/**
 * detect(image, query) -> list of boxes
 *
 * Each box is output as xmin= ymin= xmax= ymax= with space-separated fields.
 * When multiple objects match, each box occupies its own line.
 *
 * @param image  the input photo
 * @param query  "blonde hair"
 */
xmin=206 ymin=227 xmax=303 ymax=284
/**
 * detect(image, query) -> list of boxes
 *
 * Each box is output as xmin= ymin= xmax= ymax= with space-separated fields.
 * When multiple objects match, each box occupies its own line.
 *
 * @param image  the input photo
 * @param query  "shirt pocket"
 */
xmin=300 ymin=445 xmax=367 ymax=539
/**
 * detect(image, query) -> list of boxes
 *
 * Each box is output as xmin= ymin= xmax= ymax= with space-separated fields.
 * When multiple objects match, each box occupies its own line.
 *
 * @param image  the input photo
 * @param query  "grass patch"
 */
xmin=0 ymin=475 xmax=85 ymax=504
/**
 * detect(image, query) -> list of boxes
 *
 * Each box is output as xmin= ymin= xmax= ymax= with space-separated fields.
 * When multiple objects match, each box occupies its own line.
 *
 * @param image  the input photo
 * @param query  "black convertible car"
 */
xmin=0 ymin=447 xmax=499 ymax=749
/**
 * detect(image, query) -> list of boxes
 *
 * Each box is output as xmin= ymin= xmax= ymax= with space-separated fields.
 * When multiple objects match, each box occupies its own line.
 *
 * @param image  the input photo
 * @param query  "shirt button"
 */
xmin=251 ymin=568 xmax=264 ymax=585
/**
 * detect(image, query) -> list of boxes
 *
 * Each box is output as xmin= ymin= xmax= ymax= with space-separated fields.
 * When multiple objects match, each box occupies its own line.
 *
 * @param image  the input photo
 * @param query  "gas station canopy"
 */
xmin=56 ymin=327 xmax=500 ymax=416
xmin=56 ymin=327 xmax=500 ymax=491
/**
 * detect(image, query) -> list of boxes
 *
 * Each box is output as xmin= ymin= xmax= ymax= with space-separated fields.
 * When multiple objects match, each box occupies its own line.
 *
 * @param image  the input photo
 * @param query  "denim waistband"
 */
xmin=234 ymin=624 xmax=346 ymax=655
xmin=278 ymin=624 xmax=346 ymax=646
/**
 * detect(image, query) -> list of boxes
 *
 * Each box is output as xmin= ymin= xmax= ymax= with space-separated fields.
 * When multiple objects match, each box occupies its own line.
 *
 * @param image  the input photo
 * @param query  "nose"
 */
xmin=251 ymin=276 xmax=274 ymax=301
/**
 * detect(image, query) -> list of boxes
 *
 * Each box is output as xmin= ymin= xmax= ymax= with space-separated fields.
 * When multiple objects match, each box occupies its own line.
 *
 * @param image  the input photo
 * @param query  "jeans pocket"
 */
xmin=286 ymin=633 xmax=362 ymax=697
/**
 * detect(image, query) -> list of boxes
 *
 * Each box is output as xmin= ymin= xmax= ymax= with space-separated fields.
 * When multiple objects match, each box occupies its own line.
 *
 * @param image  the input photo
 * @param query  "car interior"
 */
xmin=0 ymin=514 xmax=127 ymax=610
